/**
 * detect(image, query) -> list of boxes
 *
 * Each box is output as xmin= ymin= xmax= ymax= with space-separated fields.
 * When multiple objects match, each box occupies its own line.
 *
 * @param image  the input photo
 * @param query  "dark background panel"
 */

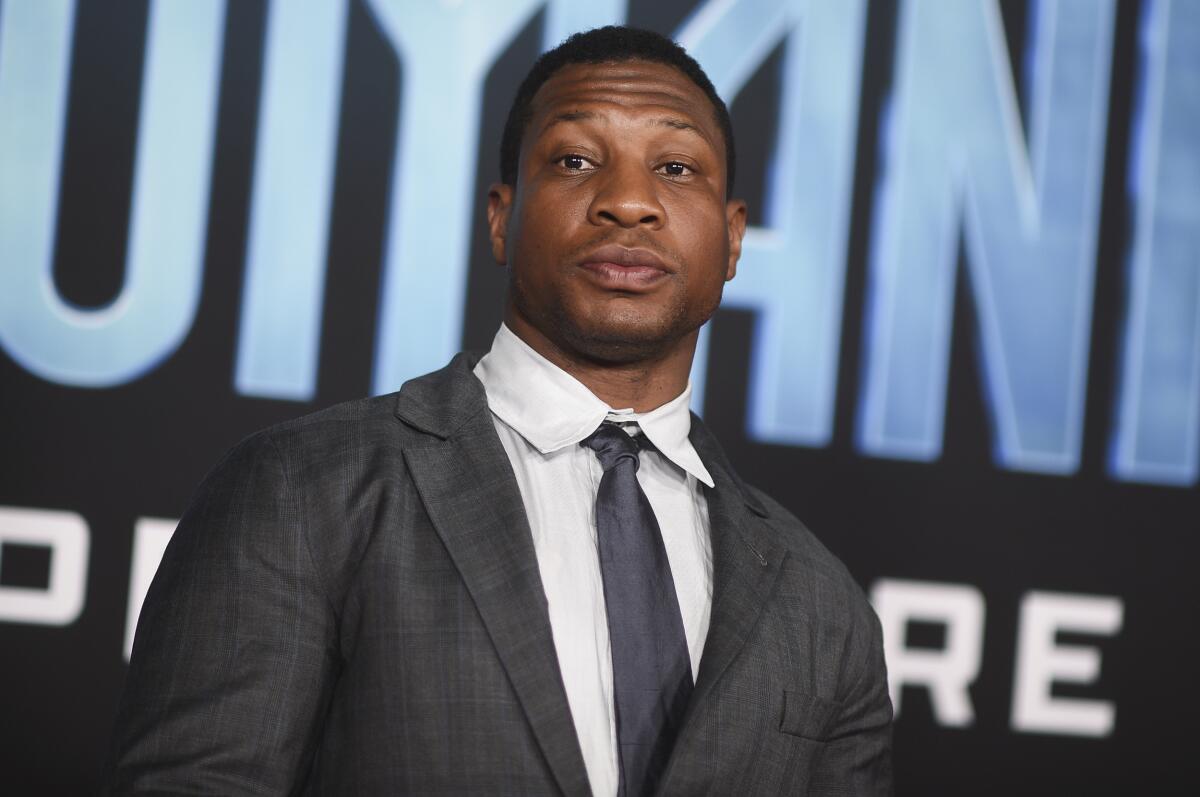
xmin=1 ymin=0 xmax=1195 ymax=794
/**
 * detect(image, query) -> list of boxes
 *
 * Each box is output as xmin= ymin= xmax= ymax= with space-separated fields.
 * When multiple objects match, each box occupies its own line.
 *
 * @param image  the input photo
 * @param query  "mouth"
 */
xmin=577 ymin=245 xmax=672 ymax=291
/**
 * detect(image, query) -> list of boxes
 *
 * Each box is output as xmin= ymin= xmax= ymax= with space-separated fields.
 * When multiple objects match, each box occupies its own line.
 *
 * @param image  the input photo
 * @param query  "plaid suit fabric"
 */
xmin=105 ymin=353 xmax=891 ymax=795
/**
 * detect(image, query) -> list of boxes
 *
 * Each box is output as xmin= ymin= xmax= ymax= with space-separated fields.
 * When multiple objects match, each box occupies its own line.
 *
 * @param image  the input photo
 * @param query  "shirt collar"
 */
xmin=473 ymin=323 xmax=715 ymax=488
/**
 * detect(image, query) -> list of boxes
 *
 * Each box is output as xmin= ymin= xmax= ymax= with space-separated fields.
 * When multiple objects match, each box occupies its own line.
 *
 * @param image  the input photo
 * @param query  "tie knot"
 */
xmin=581 ymin=422 xmax=648 ymax=472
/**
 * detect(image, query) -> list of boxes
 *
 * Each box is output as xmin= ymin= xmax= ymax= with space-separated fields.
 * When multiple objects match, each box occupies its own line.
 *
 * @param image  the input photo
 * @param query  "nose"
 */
xmin=587 ymin=159 xmax=665 ymax=230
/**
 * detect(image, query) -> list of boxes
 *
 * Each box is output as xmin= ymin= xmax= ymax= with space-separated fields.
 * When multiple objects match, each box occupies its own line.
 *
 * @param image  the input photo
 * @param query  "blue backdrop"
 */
xmin=1 ymin=0 xmax=1196 ymax=793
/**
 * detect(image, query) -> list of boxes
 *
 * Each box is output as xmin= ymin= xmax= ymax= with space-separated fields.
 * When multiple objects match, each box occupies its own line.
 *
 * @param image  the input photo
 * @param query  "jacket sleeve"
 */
xmin=103 ymin=432 xmax=339 ymax=795
xmin=808 ymin=592 xmax=894 ymax=796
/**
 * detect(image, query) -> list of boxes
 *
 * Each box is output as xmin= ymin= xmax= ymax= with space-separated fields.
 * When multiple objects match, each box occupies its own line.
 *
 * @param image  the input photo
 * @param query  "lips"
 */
xmin=578 ymin=245 xmax=672 ymax=291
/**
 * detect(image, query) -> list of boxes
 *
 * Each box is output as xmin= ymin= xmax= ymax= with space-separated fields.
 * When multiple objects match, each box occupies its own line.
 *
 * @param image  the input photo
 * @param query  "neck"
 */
xmin=504 ymin=310 xmax=697 ymax=414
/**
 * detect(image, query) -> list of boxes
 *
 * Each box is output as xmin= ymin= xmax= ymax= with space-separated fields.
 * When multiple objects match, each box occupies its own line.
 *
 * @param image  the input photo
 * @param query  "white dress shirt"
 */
xmin=473 ymin=323 xmax=714 ymax=797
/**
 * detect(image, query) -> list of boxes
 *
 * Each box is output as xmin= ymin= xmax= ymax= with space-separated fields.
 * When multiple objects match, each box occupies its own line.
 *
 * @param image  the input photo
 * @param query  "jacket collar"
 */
xmin=391 ymin=351 xmax=487 ymax=439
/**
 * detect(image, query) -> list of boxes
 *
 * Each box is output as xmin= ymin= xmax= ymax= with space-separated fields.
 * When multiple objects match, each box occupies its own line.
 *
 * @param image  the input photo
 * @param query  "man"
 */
xmin=106 ymin=26 xmax=892 ymax=796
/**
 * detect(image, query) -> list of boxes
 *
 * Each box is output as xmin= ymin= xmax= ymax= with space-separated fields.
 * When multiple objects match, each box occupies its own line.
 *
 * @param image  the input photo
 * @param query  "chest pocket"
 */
xmin=779 ymin=688 xmax=843 ymax=742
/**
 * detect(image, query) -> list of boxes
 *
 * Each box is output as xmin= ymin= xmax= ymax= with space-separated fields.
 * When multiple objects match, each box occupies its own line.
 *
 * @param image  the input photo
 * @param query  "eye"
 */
xmin=556 ymin=154 xmax=596 ymax=172
xmin=658 ymin=161 xmax=693 ymax=177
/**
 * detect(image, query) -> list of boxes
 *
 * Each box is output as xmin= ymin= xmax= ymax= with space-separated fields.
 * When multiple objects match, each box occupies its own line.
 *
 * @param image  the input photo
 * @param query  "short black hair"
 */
xmin=500 ymin=25 xmax=736 ymax=198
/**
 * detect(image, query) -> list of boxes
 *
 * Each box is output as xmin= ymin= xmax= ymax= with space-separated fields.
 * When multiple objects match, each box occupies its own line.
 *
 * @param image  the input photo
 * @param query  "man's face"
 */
xmin=488 ymin=59 xmax=747 ymax=364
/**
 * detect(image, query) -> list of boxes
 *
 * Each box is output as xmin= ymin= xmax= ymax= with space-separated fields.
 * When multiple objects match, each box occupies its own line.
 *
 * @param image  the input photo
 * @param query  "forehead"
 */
xmin=527 ymin=59 xmax=719 ymax=139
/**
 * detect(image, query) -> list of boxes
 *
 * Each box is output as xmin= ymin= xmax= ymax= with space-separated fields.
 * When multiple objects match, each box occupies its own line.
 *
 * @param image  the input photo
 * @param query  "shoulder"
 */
xmin=184 ymin=393 xmax=407 ymax=515
xmin=194 ymin=394 xmax=404 ymax=500
xmin=747 ymin=485 xmax=852 ymax=576
xmin=183 ymin=389 xmax=456 ymax=605
xmin=746 ymin=483 xmax=878 ymax=628
xmin=256 ymin=393 xmax=405 ymax=460
xmin=222 ymin=349 xmax=488 ymax=480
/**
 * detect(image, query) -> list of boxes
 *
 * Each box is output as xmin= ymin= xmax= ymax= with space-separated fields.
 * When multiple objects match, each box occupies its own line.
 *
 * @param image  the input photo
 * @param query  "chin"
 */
xmin=557 ymin=307 xmax=695 ymax=365
xmin=509 ymin=278 xmax=719 ymax=365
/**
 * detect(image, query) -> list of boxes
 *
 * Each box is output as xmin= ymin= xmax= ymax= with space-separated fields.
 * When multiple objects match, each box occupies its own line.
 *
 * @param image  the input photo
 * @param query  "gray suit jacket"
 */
xmin=105 ymin=353 xmax=892 ymax=795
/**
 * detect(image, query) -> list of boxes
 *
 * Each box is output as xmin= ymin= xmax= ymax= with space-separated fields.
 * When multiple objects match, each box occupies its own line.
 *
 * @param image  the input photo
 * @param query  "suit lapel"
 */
xmin=659 ymin=418 xmax=787 ymax=790
xmin=690 ymin=464 xmax=785 ymax=707
xmin=396 ymin=356 xmax=591 ymax=797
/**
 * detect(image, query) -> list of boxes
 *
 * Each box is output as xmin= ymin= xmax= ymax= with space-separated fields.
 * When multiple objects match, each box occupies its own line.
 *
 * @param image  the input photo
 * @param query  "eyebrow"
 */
xmin=540 ymin=110 xmax=710 ymax=142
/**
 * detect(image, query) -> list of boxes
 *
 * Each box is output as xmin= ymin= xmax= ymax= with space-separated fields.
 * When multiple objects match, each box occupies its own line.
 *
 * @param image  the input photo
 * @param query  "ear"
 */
xmin=487 ymin=183 xmax=514 ymax=266
xmin=724 ymin=198 xmax=748 ymax=280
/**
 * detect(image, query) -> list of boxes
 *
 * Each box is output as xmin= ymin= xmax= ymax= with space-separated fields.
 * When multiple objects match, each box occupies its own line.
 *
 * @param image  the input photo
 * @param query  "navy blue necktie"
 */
xmin=581 ymin=422 xmax=694 ymax=797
